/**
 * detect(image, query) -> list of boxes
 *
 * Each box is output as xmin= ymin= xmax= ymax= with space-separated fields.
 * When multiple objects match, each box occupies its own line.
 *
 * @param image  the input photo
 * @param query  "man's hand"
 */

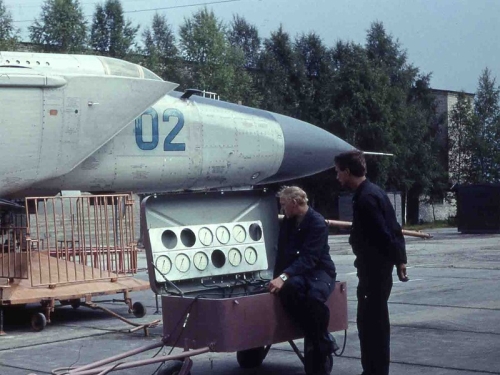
xmin=397 ymin=263 xmax=409 ymax=282
xmin=269 ymin=276 xmax=285 ymax=294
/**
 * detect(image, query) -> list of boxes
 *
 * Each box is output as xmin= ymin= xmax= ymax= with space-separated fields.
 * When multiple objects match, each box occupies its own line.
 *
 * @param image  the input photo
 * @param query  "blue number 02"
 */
xmin=163 ymin=109 xmax=185 ymax=151
xmin=134 ymin=108 xmax=159 ymax=150
xmin=135 ymin=108 xmax=186 ymax=151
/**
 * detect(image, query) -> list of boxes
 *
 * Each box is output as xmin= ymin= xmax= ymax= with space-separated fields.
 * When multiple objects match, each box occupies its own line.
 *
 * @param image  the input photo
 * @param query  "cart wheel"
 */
xmin=31 ymin=312 xmax=47 ymax=332
xmin=158 ymin=360 xmax=191 ymax=375
xmin=132 ymin=301 xmax=146 ymax=318
xmin=236 ymin=346 xmax=266 ymax=368
xmin=70 ymin=299 xmax=81 ymax=309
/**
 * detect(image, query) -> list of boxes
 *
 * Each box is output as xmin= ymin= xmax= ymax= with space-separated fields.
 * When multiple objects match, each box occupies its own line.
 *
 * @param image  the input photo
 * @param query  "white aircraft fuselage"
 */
xmin=0 ymin=52 xmax=354 ymax=200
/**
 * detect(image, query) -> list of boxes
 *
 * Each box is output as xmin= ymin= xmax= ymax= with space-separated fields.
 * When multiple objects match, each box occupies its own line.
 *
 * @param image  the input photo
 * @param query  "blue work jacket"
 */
xmin=274 ymin=207 xmax=336 ymax=279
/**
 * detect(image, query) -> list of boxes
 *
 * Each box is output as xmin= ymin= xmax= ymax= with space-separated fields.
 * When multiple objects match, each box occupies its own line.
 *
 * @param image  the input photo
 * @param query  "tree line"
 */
xmin=1 ymin=0 xmax=499 ymax=224
xmin=448 ymin=69 xmax=500 ymax=186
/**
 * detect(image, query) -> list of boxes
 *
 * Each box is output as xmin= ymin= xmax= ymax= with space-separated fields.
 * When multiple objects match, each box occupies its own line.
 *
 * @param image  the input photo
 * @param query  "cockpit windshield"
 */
xmin=0 ymin=52 xmax=163 ymax=81
xmin=97 ymin=56 xmax=162 ymax=81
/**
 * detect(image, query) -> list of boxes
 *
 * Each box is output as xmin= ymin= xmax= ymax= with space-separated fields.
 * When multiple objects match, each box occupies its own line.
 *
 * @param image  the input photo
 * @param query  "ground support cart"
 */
xmin=46 ymin=189 xmax=349 ymax=375
xmin=0 ymin=193 xmax=154 ymax=333
xmin=160 ymin=281 xmax=348 ymax=373
xmin=48 ymin=282 xmax=347 ymax=375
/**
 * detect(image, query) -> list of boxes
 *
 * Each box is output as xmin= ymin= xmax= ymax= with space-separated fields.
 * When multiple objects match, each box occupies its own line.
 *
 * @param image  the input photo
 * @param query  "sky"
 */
xmin=4 ymin=0 xmax=500 ymax=94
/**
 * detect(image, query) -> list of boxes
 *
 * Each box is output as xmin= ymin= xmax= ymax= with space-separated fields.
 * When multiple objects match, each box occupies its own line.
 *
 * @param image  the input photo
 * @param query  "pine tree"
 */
xmin=226 ymin=15 xmax=261 ymax=106
xmin=255 ymin=25 xmax=299 ymax=115
xmin=179 ymin=8 xmax=255 ymax=104
xmin=0 ymin=0 xmax=19 ymax=50
xmin=470 ymin=68 xmax=500 ymax=182
xmin=90 ymin=0 xmax=139 ymax=58
xmin=142 ymin=13 xmax=180 ymax=83
xmin=293 ymin=32 xmax=333 ymax=126
xmin=227 ymin=15 xmax=261 ymax=69
xmin=29 ymin=0 xmax=87 ymax=53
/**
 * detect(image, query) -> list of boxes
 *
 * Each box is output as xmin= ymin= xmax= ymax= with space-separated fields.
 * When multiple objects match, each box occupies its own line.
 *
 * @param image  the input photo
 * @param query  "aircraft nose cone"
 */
xmin=263 ymin=112 xmax=355 ymax=183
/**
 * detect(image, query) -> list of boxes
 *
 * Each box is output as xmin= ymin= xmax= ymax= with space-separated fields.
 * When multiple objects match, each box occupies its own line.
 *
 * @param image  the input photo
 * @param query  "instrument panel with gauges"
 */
xmin=141 ymin=189 xmax=279 ymax=294
xmin=148 ymin=221 xmax=268 ymax=282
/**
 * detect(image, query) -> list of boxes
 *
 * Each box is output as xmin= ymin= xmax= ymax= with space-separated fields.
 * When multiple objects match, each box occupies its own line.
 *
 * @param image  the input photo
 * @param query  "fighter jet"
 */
xmin=0 ymin=51 xmax=355 ymax=200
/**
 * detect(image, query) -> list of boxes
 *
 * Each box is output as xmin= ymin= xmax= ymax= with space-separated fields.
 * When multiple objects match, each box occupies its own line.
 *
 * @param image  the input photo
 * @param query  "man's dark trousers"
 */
xmin=279 ymin=271 xmax=335 ymax=375
xmin=357 ymin=268 xmax=393 ymax=375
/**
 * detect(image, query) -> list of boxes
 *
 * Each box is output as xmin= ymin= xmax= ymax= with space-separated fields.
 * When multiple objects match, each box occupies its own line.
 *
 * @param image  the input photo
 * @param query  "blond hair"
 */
xmin=277 ymin=186 xmax=308 ymax=206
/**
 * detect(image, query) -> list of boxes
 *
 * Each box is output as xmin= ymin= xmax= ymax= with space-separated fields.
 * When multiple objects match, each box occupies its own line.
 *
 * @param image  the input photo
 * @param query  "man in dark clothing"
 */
xmin=269 ymin=186 xmax=338 ymax=375
xmin=334 ymin=151 xmax=408 ymax=375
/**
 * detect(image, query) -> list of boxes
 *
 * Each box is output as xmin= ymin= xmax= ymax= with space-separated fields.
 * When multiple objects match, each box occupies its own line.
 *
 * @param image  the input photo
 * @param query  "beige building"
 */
xmin=414 ymin=89 xmax=475 ymax=223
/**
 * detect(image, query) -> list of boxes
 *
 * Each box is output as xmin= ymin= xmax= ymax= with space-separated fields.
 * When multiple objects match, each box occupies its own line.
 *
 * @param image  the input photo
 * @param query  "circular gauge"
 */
xmin=193 ymin=251 xmax=209 ymax=271
xmin=244 ymin=247 xmax=258 ymax=265
xmin=198 ymin=227 xmax=213 ymax=246
xmin=155 ymin=255 xmax=172 ymax=275
xmin=175 ymin=253 xmax=190 ymax=273
xmin=228 ymin=248 xmax=242 ymax=266
xmin=216 ymin=226 xmax=230 ymax=244
xmin=232 ymin=225 xmax=247 ymax=243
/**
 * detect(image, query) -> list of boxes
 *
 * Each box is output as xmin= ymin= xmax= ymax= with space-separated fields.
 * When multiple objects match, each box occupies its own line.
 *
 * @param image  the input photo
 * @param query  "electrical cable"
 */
xmin=149 ymin=297 xmax=200 ymax=375
xmin=150 ymin=346 xmax=166 ymax=375
xmin=227 ymin=278 xmax=249 ymax=297
xmin=11 ymin=0 xmax=249 ymax=23
xmin=151 ymin=262 xmax=184 ymax=296
xmin=124 ymin=0 xmax=244 ymax=14
xmin=332 ymin=329 xmax=347 ymax=357
xmin=200 ymin=280 xmax=228 ymax=298
xmin=7 ymin=0 xmax=176 ymax=9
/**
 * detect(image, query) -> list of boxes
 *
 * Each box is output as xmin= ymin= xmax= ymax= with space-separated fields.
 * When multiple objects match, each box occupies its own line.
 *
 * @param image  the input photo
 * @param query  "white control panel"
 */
xmin=149 ymin=221 xmax=268 ymax=281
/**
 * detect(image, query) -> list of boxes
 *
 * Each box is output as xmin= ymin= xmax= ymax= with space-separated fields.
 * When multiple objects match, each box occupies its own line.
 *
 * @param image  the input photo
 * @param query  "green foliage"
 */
xmin=449 ymin=70 xmax=500 ymax=185
xmin=469 ymin=68 xmax=500 ymax=182
xmin=141 ymin=13 xmax=181 ymax=83
xmin=250 ymin=21 xmax=447 ymax=222
xmin=366 ymin=21 xmax=415 ymax=87
xmin=90 ymin=0 xmax=139 ymax=58
xmin=179 ymin=8 xmax=228 ymax=92
xmin=329 ymin=39 xmax=393 ymax=185
xmin=227 ymin=15 xmax=261 ymax=68
xmin=364 ymin=23 xmax=445 ymax=223
xmin=231 ymin=60 xmax=262 ymax=107
xmin=226 ymin=15 xmax=262 ymax=106
xmin=179 ymin=8 xmax=258 ymax=105
xmin=293 ymin=33 xmax=333 ymax=125
xmin=255 ymin=25 xmax=299 ymax=114
xmin=29 ymin=0 xmax=87 ymax=53
xmin=0 ymin=0 xmax=19 ymax=50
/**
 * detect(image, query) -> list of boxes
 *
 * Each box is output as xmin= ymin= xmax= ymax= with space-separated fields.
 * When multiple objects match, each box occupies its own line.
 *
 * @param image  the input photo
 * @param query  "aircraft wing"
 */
xmin=0 ymin=66 xmax=176 ymax=196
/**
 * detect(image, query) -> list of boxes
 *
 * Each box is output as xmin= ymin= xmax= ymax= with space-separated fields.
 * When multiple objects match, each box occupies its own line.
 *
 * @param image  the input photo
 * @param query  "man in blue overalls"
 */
xmin=269 ymin=186 xmax=338 ymax=375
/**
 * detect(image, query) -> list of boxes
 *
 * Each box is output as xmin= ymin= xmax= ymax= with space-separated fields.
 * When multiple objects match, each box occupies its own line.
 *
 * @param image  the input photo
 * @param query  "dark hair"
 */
xmin=334 ymin=150 xmax=367 ymax=177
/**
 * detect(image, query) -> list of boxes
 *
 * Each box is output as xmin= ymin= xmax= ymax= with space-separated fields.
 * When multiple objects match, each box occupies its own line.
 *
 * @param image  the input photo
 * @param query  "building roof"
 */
xmin=431 ymin=88 xmax=475 ymax=97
